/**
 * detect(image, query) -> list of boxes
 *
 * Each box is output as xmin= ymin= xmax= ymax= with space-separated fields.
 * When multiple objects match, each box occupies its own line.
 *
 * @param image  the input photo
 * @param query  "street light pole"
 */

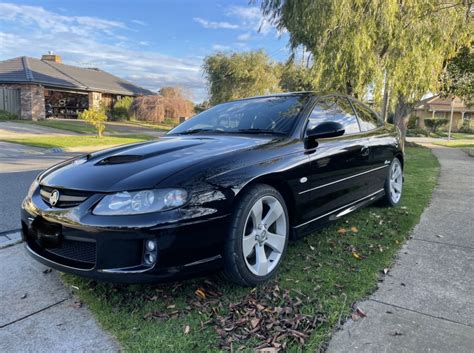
xmin=448 ymin=97 xmax=454 ymax=142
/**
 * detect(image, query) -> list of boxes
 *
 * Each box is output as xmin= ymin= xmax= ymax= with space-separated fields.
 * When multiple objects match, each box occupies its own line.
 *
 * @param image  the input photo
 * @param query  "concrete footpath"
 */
xmin=0 ymin=143 xmax=119 ymax=352
xmin=0 ymin=241 xmax=120 ymax=352
xmin=328 ymin=146 xmax=474 ymax=352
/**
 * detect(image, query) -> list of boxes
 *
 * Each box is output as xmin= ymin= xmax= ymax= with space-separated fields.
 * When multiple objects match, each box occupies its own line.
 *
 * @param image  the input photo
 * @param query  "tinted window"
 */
xmin=352 ymin=101 xmax=382 ymax=131
xmin=169 ymin=95 xmax=310 ymax=136
xmin=306 ymin=97 xmax=360 ymax=135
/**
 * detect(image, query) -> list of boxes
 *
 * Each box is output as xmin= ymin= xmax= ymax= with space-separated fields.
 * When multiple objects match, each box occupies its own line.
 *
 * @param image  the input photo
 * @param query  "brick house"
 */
xmin=412 ymin=95 xmax=474 ymax=132
xmin=0 ymin=53 xmax=152 ymax=120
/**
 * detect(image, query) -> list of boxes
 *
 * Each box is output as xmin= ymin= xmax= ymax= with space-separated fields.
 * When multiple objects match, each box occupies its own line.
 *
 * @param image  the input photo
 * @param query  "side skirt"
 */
xmin=291 ymin=189 xmax=385 ymax=239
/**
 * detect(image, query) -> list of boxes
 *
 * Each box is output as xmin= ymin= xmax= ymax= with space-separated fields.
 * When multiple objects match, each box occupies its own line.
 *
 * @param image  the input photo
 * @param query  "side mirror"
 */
xmin=304 ymin=121 xmax=345 ymax=149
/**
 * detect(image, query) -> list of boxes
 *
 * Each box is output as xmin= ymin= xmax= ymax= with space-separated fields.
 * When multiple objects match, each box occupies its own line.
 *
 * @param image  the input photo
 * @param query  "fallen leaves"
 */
xmin=352 ymin=251 xmax=362 ymax=260
xmin=205 ymin=283 xmax=325 ymax=351
xmin=184 ymin=325 xmax=191 ymax=335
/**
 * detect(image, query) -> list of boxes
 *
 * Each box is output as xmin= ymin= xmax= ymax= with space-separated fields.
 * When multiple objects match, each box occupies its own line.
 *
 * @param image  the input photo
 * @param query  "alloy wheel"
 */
xmin=242 ymin=195 xmax=287 ymax=276
xmin=389 ymin=159 xmax=403 ymax=203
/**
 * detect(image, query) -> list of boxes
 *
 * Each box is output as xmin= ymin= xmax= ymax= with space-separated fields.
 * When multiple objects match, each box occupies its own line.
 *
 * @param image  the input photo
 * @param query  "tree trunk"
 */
xmin=381 ymin=71 xmax=390 ymax=122
xmin=393 ymin=94 xmax=415 ymax=146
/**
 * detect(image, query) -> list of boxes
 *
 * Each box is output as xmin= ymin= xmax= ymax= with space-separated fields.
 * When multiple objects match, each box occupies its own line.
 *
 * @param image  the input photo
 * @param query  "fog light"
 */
xmin=144 ymin=253 xmax=156 ymax=265
xmin=146 ymin=239 xmax=156 ymax=251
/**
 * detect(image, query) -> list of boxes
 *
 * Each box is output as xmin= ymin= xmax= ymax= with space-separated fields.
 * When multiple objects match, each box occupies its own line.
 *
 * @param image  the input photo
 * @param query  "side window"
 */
xmin=306 ymin=97 xmax=360 ymax=135
xmin=352 ymin=101 xmax=383 ymax=131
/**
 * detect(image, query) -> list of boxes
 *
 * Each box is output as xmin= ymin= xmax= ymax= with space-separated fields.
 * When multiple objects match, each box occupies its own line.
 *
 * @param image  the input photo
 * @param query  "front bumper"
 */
xmin=21 ymin=206 xmax=229 ymax=283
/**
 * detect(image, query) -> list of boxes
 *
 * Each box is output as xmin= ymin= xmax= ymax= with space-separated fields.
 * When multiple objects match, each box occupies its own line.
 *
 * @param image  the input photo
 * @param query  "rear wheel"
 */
xmin=223 ymin=184 xmax=289 ymax=286
xmin=381 ymin=157 xmax=403 ymax=206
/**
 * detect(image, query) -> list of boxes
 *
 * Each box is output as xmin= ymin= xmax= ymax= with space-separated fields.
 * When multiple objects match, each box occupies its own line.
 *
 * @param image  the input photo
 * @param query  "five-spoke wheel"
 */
xmin=382 ymin=157 xmax=403 ymax=206
xmin=223 ymin=184 xmax=289 ymax=286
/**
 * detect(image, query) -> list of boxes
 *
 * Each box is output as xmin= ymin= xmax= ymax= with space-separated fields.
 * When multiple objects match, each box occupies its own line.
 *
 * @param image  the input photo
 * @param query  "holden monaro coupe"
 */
xmin=21 ymin=93 xmax=403 ymax=286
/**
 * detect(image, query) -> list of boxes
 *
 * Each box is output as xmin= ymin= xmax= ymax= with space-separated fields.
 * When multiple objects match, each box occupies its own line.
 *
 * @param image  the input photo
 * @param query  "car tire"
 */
xmin=223 ymin=184 xmax=289 ymax=286
xmin=381 ymin=157 xmax=403 ymax=207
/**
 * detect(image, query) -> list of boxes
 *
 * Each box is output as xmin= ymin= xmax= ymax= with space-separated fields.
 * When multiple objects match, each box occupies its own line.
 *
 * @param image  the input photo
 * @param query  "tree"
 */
xmin=439 ymin=45 xmax=474 ymax=102
xmin=111 ymin=96 xmax=134 ymax=121
xmin=79 ymin=106 xmax=107 ymax=137
xmin=261 ymin=0 xmax=473 ymax=138
xmin=439 ymin=45 xmax=474 ymax=139
xmin=278 ymin=62 xmax=315 ymax=92
xmin=203 ymin=50 xmax=281 ymax=105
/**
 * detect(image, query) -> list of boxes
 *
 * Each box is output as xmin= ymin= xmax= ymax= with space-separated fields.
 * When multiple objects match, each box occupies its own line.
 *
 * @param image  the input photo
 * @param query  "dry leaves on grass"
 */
xmin=208 ymin=284 xmax=325 ymax=351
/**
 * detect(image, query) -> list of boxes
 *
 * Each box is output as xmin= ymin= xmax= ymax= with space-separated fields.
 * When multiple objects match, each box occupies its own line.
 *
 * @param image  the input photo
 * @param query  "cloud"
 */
xmin=212 ymin=44 xmax=232 ymax=51
xmin=131 ymin=19 xmax=147 ymax=26
xmin=227 ymin=5 xmax=273 ymax=35
xmin=193 ymin=17 xmax=239 ymax=30
xmin=237 ymin=32 xmax=252 ymax=41
xmin=0 ymin=3 xmax=207 ymax=102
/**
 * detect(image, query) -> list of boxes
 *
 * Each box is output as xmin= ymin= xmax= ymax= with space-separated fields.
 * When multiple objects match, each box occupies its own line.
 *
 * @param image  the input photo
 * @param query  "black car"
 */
xmin=21 ymin=93 xmax=403 ymax=286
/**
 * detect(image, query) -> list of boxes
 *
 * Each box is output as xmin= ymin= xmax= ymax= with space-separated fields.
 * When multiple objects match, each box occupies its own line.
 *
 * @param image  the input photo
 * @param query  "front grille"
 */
xmin=45 ymin=238 xmax=96 ymax=264
xmin=40 ymin=186 xmax=93 ymax=208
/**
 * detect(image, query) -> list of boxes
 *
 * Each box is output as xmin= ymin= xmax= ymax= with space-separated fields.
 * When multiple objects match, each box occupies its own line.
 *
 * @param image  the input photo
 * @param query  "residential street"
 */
xmin=0 ymin=142 xmax=119 ymax=352
xmin=327 ymin=146 xmax=474 ymax=353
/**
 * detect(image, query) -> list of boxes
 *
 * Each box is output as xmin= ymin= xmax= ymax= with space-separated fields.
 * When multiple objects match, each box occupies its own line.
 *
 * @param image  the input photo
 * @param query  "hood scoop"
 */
xmin=96 ymin=155 xmax=144 ymax=165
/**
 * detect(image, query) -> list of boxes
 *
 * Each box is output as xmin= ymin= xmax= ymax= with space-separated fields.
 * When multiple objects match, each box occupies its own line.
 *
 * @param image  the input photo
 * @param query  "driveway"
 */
xmin=0 ymin=143 xmax=119 ymax=352
xmin=327 ymin=146 xmax=474 ymax=352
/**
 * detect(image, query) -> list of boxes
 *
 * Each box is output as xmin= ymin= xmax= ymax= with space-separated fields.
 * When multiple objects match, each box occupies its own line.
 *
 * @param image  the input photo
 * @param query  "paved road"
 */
xmin=327 ymin=146 xmax=474 ymax=353
xmin=0 ymin=143 xmax=119 ymax=352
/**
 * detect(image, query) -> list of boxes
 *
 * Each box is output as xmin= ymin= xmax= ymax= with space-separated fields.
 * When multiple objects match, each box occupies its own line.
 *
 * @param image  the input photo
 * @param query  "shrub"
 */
xmin=110 ymin=97 xmax=134 ymax=121
xmin=424 ymin=118 xmax=449 ymax=133
xmin=0 ymin=110 xmax=18 ymax=121
xmin=459 ymin=119 xmax=473 ymax=133
xmin=79 ymin=107 xmax=107 ymax=137
xmin=130 ymin=95 xmax=194 ymax=123
xmin=407 ymin=115 xmax=418 ymax=129
xmin=406 ymin=128 xmax=429 ymax=137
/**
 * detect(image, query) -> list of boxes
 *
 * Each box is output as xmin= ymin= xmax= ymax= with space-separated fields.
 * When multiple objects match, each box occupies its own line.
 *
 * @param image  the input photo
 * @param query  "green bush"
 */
xmin=406 ymin=128 xmax=429 ymax=137
xmin=407 ymin=115 xmax=418 ymax=129
xmin=110 ymin=97 xmax=134 ymax=121
xmin=459 ymin=119 xmax=473 ymax=133
xmin=79 ymin=107 xmax=107 ymax=137
xmin=0 ymin=110 xmax=18 ymax=121
xmin=424 ymin=118 xmax=449 ymax=133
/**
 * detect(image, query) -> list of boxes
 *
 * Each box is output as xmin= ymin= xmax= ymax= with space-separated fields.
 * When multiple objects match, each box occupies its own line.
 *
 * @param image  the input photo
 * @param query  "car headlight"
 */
xmin=92 ymin=189 xmax=188 ymax=215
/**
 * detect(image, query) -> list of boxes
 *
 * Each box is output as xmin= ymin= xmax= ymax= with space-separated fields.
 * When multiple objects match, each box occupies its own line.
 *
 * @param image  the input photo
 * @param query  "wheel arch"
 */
xmin=235 ymin=173 xmax=297 ymax=227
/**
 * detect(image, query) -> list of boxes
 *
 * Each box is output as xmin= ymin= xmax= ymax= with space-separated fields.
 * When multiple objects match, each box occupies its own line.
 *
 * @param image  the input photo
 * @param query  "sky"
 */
xmin=0 ymin=0 xmax=291 ymax=102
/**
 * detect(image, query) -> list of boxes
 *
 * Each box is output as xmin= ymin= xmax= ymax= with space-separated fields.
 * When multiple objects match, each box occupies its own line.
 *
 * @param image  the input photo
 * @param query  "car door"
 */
xmin=350 ymin=99 xmax=392 ymax=195
xmin=297 ymin=96 xmax=368 ymax=228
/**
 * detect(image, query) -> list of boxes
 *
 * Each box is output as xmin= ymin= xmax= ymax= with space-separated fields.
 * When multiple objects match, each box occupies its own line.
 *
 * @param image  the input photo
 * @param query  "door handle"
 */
xmin=361 ymin=146 xmax=370 ymax=157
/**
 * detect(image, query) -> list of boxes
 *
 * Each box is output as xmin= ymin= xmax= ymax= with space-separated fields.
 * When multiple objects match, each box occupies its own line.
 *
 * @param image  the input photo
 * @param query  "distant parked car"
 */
xmin=21 ymin=93 xmax=403 ymax=286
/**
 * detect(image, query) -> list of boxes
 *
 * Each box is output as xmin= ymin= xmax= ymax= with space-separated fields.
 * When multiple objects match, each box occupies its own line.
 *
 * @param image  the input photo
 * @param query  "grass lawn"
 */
xmin=63 ymin=146 xmax=439 ymax=352
xmin=433 ymin=141 xmax=474 ymax=148
xmin=431 ymin=131 xmax=474 ymax=140
xmin=1 ymin=134 xmax=153 ymax=149
xmin=120 ymin=119 xmax=178 ymax=131
xmin=16 ymin=119 xmax=102 ymax=134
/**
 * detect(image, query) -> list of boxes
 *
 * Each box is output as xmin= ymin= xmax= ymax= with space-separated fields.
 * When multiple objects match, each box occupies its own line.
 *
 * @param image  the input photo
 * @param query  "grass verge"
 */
xmin=1 ymin=134 xmax=153 ymax=149
xmin=63 ymin=146 xmax=439 ymax=352
xmin=433 ymin=141 xmax=474 ymax=148
xmin=16 ymin=119 xmax=102 ymax=134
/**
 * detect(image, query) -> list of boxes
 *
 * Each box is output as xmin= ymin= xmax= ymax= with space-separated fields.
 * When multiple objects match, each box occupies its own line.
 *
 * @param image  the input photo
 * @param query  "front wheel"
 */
xmin=381 ymin=157 xmax=403 ymax=206
xmin=223 ymin=184 xmax=289 ymax=286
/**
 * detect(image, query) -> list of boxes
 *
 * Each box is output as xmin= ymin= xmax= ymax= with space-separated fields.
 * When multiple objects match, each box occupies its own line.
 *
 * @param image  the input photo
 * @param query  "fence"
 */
xmin=0 ymin=87 xmax=21 ymax=117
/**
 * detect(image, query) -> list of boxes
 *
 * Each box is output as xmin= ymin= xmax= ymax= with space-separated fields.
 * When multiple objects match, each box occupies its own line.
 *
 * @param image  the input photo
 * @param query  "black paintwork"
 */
xmin=21 ymin=92 xmax=403 ymax=283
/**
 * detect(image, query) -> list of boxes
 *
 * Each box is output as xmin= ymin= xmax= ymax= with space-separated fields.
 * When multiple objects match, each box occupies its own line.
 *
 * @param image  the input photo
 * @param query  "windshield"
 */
xmin=168 ymin=95 xmax=309 ymax=136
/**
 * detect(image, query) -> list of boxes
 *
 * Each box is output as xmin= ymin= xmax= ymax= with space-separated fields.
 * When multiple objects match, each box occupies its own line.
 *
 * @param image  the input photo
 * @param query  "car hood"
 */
xmin=39 ymin=135 xmax=276 ymax=192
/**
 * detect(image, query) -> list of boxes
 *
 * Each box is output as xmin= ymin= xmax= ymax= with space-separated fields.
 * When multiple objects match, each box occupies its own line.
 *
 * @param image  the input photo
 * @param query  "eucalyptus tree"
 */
xmin=261 ymin=0 xmax=473 ymax=134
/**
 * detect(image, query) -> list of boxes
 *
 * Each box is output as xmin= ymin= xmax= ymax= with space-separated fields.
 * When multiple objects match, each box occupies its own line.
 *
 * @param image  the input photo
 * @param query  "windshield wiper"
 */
xmin=173 ymin=128 xmax=219 ymax=135
xmin=237 ymin=128 xmax=286 ymax=135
